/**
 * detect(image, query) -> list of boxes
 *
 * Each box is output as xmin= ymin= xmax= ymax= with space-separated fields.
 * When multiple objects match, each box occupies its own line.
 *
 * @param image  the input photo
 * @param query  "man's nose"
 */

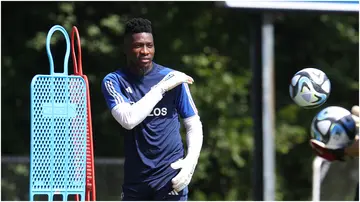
xmin=140 ymin=46 xmax=149 ymax=55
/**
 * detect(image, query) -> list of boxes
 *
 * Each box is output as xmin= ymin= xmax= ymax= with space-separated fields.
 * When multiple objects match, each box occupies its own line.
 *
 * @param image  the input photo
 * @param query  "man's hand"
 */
xmin=351 ymin=105 xmax=359 ymax=130
xmin=310 ymin=139 xmax=345 ymax=161
xmin=170 ymin=157 xmax=197 ymax=192
xmin=153 ymin=71 xmax=194 ymax=94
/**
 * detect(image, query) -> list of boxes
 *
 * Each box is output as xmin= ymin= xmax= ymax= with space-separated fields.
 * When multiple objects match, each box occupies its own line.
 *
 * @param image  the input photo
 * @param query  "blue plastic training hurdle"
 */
xmin=29 ymin=25 xmax=88 ymax=201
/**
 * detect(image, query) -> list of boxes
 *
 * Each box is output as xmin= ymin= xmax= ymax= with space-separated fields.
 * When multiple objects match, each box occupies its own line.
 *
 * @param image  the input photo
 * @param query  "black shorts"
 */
xmin=121 ymin=180 xmax=188 ymax=201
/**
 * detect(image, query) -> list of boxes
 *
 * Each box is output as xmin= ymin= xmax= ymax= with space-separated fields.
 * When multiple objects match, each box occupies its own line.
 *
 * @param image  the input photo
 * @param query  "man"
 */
xmin=101 ymin=18 xmax=203 ymax=201
xmin=310 ymin=105 xmax=359 ymax=200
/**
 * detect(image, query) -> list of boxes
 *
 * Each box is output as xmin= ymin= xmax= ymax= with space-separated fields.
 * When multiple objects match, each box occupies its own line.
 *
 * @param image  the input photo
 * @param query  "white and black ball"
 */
xmin=289 ymin=68 xmax=331 ymax=109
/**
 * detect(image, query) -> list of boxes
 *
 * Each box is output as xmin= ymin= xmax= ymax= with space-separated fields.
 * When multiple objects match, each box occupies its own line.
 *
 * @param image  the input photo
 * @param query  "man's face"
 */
xmin=125 ymin=32 xmax=155 ymax=73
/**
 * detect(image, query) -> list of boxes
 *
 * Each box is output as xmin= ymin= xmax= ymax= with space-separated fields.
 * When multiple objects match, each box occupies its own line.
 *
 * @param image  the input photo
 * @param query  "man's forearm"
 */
xmin=183 ymin=115 xmax=203 ymax=161
xmin=111 ymin=87 xmax=163 ymax=130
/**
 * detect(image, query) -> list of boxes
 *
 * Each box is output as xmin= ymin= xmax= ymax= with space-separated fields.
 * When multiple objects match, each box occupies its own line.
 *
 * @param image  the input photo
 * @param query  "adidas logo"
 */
xmin=164 ymin=73 xmax=175 ymax=81
xmin=125 ymin=87 xmax=133 ymax=94
xmin=168 ymin=190 xmax=179 ymax=195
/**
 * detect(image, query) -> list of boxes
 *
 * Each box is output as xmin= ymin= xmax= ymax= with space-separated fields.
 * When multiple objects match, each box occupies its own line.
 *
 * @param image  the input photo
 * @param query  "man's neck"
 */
xmin=127 ymin=62 xmax=154 ymax=77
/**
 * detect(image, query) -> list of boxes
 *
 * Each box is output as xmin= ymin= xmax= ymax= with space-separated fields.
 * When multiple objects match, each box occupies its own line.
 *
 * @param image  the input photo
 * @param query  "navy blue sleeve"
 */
xmin=175 ymin=83 xmax=198 ymax=119
xmin=101 ymin=74 xmax=130 ymax=110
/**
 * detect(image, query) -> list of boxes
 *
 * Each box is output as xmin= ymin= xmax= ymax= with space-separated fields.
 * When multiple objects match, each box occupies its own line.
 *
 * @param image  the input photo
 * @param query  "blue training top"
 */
xmin=101 ymin=62 xmax=197 ymax=190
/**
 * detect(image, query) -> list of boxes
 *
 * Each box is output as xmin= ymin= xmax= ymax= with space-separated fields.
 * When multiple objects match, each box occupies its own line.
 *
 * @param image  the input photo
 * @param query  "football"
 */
xmin=289 ymin=68 xmax=331 ymax=109
xmin=311 ymin=106 xmax=356 ymax=149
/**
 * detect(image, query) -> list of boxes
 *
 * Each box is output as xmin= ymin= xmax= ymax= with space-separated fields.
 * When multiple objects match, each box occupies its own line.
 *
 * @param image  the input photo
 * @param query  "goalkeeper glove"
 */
xmin=170 ymin=157 xmax=197 ymax=192
xmin=310 ymin=139 xmax=345 ymax=161
xmin=153 ymin=71 xmax=193 ymax=94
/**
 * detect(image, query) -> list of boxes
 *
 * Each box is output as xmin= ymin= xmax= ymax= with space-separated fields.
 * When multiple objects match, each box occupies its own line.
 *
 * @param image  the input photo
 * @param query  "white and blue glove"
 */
xmin=152 ymin=71 xmax=194 ymax=94
xmin=170 ymin=156 xmax=198 ymax=192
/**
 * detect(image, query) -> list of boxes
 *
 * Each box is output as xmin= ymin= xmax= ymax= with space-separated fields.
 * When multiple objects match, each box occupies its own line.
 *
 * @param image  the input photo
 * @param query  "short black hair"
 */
xmin=124 ymin=18 xmax=152 ymax=36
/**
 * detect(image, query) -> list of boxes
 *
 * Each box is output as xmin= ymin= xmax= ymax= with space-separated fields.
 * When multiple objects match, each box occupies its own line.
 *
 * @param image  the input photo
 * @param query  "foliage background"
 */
xmin=1 ymin=1 xmax=359 ymax=201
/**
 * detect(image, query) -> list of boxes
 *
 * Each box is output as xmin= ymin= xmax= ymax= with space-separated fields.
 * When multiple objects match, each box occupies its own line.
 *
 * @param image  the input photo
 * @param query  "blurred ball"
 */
xmin=311 ymin=106 xmax=356 ymax=149
xmin=289 ymin=68 xmax=331 ymax=109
